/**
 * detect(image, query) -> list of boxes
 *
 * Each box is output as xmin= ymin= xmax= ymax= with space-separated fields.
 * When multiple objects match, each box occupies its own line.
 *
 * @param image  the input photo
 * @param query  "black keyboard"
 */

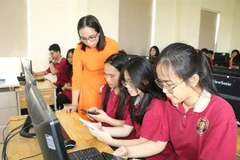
xmin=60 ymin=124 xmax=70 ymax=140
xmin=68 ymin=147 xmax=105 ymax=160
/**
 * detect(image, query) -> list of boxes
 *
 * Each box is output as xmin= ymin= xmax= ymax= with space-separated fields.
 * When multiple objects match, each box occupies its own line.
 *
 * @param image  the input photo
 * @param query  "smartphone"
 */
xmin=101 ymin=152 xmax=127 ymax=160
xmin=80 ymin=109 xmax=99 ymax=115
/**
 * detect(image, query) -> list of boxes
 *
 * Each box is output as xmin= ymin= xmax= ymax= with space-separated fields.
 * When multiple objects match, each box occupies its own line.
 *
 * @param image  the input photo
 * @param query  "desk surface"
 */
xmin=0 ymin=73 xmax=19 ymax=89
xmin=7 ymin=111 xmax=113 ymax=160
xmin=15 ymin=78 xmax=56 ymax=92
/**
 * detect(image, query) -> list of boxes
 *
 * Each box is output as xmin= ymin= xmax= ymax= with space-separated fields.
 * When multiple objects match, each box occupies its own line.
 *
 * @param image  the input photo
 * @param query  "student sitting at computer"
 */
xmin=229 ymin=49 xmax=239 ymax=69
xmin=33 ymin=44 xmax=68 ymax=93
xmin=87 ymin=57 xmax=176 ymax=160
xmin=207 ymin=50 xmax=214 ymax=66
xmin=57 ymin=48 xmax=74 ymax=110
xmin=113 ymin=43 xmax=237 ymax=160
xmin=149 ymin=45 xmax=160 ymax=57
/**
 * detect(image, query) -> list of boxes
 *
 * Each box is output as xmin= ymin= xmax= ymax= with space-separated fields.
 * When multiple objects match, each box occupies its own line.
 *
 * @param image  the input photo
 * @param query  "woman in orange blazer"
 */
xmin=63 ymin=15 xmax=118 ymax=120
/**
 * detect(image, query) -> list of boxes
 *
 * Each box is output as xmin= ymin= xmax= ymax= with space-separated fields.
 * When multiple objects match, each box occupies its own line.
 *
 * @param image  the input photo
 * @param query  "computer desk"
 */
xmin=15 ymin=76 xmax=57 ymax=114
xmin=6 ymin=111 xmax=113 ymax=160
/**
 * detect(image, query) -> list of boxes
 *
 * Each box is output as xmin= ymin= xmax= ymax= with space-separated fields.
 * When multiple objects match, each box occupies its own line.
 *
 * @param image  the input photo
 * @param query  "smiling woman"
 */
xmin=63 ymin=15 xmax=118 ymax=120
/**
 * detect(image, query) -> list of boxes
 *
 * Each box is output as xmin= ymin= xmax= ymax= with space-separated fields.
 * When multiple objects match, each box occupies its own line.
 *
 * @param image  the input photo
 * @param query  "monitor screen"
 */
xmin=24 ymin=70 xmax=68 ymax=160
xmin=214 ymin=52 xmax=229 ymax=66
xmin=212 ymin=73 xmax=240 ymax=120
xmin=212 ymin=66 xmax=240 ymax=77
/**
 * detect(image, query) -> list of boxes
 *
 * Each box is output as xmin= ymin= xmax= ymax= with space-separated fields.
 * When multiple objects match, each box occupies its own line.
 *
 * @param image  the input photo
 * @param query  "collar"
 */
xmin=55 ymin=56 xmax=63 ymax=63
xmin=193 ymin=89 xmax=211 ymax=113
xmin=173 ymin=89 xmax=211 ymax=113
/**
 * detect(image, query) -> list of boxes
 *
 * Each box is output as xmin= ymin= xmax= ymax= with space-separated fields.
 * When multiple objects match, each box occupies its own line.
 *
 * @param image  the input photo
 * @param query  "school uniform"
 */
xmin=125 ymin=98 xmax=177 ymax=160
xmin=158 ymin=90 xmax=237 ymax=160
xmin=46 ymin=57 xmax=68 ymax=92
xmin=100 ymin=84 xmax=136 ymax=139
xmin=57 ymin=72 xmax=72 ymax=110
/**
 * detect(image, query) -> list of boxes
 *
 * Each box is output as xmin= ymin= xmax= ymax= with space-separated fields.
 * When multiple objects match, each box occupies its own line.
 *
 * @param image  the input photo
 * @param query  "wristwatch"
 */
xmin=49 ymin=60 xmax=53 ymax=64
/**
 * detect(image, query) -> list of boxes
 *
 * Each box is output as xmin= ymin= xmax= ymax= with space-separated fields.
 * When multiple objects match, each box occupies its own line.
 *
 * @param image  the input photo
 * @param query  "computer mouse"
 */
xmin=64 ymin=139 xmax=76 ymax=150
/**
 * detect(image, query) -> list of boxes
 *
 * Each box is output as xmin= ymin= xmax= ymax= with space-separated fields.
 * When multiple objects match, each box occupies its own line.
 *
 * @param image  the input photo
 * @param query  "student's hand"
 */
xmin=32 ymin=71 xmax=36 ymax=76
xmin=87 ymin=109 xmax=109 ymax=123
xmin=86 ymin=107 xmax=98 ymax=121
xmin=62 ymin=104 xmax=77 ymax=113
xmin=88 ymin=126 xmax=112 ymax=144
xmin=113 ymin=146 xmax=128 ymax=158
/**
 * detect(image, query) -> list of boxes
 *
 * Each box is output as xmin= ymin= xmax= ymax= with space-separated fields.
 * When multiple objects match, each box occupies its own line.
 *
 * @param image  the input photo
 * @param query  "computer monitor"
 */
xmin=214 ymin=52 xmax=229 ymax=66
xmin=23 ymin=70 xmax=68 ymax=160
xmin=212 ymin=73 xmax=240 ymax=120
xmin=24 ymin=58 xmax=33 ymax=74
xmin=212 ymin=66 xmax=240 ymax=77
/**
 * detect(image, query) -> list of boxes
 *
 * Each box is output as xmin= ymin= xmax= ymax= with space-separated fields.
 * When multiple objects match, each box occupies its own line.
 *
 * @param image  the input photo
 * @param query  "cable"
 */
xmin=2 ymin=123 xmax=23 ymax=160
xmin=2 ymin=118 xmax=26 ymax=143
xmin=19 ymin=153 xmax=41 ymax=160
xmin=2 ymin=120 xmax=32 ymax=160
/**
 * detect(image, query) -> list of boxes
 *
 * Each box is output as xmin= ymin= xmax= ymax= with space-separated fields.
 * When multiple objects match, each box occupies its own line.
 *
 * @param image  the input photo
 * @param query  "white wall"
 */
xmin=154 ymin=0 xmax=237 ymax=52
xmin=230 ymin=0 xmax=240 ymax=51
xmin=29 ymin=0 xmax=87 ymax=82
xmin=86 ymin=0 xmax=119 ymax=42
xmin=118 ymin=0 xmax=153 ymax=55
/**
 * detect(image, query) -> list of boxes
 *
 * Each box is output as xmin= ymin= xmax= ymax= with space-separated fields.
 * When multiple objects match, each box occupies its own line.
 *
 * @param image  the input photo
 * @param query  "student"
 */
xmin=65 ymin=15 xmax=118 ymax=120
xmin=229 ymin=49 xmax=239 ymax=68
xmin=86 ymin=52 xmax=129 ymax=127
xmin=200 ymin=48 xmax=212 ymax=67
xmin=207 ymin=50 xmax=214 ymax=66
xmin=57 ymin=48 xmax=74 ymax=110
xmin=200 ymin=48 xmax=208 ymax=55
xmin=33 ymin=43 xmax=68 ymax=93
xmin=149 ymin=46 xmax=160 ymax=57
xmin=114 ymin=43 xmax=237 ymax=160
xmin=88 ymin=57 xmax=176 ymax=160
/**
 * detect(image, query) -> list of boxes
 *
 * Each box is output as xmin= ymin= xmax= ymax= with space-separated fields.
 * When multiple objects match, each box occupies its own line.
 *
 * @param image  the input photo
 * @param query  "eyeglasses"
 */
xmin=155 ymin=79 xmax=184 ymax=94
xmin=80 ymin=33 xmax=99 ymax=42
xmin=49 ymin=52 xmax=55 ymax=56
xmin=121 ymin=80 xmax=135 ymax=88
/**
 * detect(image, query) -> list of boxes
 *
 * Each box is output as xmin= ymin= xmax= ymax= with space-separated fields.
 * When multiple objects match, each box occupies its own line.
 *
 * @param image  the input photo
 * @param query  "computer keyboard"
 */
xmin=60 ymin=124 xmax=70 ymax=140
xmin=68 ymin=147 xmax=105 ymax=160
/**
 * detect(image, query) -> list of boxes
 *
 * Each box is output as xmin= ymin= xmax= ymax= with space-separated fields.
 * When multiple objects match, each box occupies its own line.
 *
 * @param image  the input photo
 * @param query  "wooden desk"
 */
xmin=15 ymin=78 xmax=57 ymax=114
xmin=7 ymin=111 xmax=113 ymax=160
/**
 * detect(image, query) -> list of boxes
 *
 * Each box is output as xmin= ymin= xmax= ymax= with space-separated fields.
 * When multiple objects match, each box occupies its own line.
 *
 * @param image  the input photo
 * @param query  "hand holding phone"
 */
xmin=81 ymin=109 xmax=99 ymax=115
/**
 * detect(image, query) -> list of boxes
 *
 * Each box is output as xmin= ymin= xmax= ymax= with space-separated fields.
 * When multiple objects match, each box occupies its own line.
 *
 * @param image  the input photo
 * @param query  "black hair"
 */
xmin=232 ymin=49 xmax=239 ymax=55
xmin=77 ymin=15 xmax=106 ymax=51
xmin=49 ymin=44 xmax=61 ymax=53
xmin=66 ymin=48 xmax=75 ymax=80
xmin=123 ymin=57 xmax=166 ymax=125
xmin=208 ymin=50 xmax=214 ymax=55
xmin=201 ymin=48 xmax=208 ymax=54
xmin=149 ymin=46 xmax=160 ymax=57
xmin=103 ymin=53 xmax=129 ymax=120
xmin=157 ymin=43 xmax=218 ymax=95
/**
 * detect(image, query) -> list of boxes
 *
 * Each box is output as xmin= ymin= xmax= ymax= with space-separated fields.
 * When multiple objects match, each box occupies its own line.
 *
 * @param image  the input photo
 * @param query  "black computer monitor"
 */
xmin=212 ymin=66 xmax=240 ymax=77
xmin=24 ymin=70 xmax=68 ymax=160
xmin=212 ymin=73 xmax=240 ymax=120
xmin=214 ymin=52 xmax=229 ymax=66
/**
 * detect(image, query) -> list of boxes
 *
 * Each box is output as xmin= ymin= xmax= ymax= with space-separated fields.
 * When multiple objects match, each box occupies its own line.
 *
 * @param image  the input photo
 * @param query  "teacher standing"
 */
xmin=65 ymin=15 xmax=118 ymax=120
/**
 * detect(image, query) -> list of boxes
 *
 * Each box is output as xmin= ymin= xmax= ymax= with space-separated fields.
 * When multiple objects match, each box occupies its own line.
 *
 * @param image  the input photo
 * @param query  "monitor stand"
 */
xmin=19 ymin=115 xmax=36 ymax=138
